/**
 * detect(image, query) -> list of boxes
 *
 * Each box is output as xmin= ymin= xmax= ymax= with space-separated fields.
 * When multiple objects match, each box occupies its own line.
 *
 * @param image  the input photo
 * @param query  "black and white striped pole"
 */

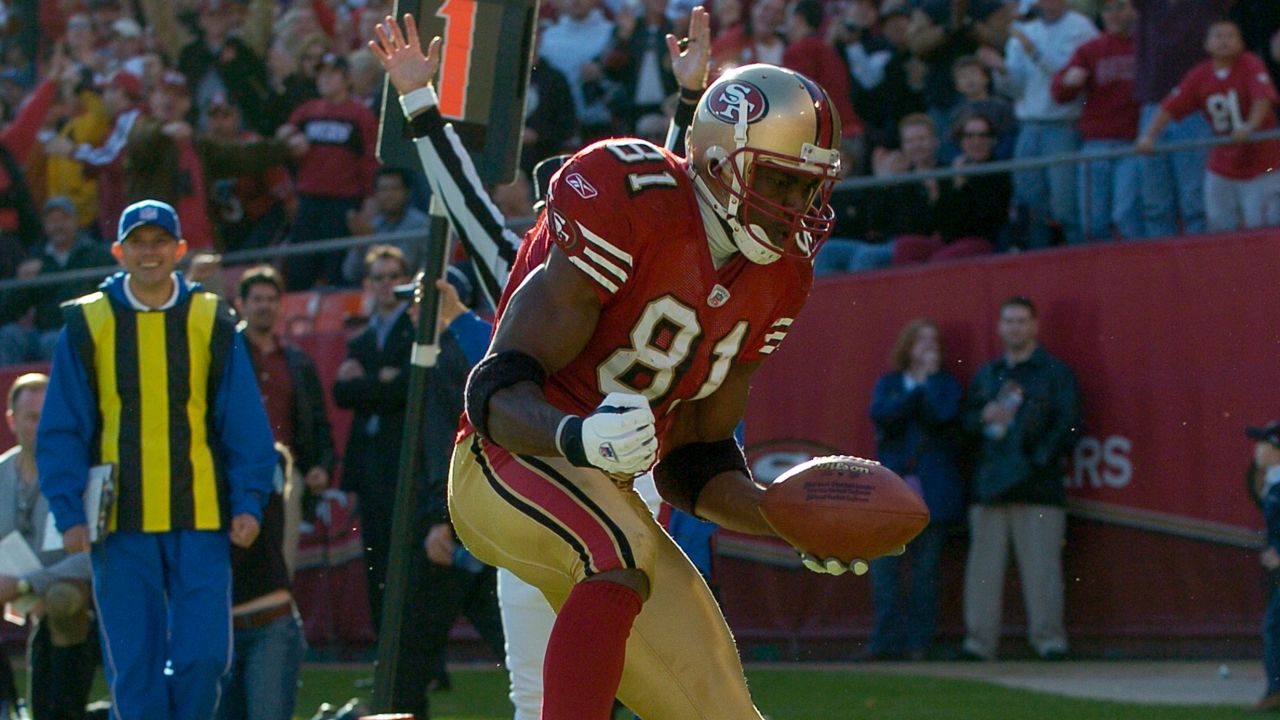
xmin=373 ymin=194 xmax=452 ymax=714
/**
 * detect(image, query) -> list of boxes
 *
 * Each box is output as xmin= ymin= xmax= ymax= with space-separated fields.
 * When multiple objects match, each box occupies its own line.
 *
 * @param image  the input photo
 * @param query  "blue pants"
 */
xmin=1078 ymin=139 xmax=1146 ymax=241
xmin=812 ymin=238 xmax=894 ymax=276
xmin=1266 ymin=580 xmax=1280 ymax=695
xmin=216 ymin=612 xmax=305 ymax=720
xmin=867 ymin=524 xmax=948 ymax=655
xmin=1013 ymin=120 xmax=1081 ymax=247
xmin=286 ymin=194 xmax=362 ymax=291
xmin=92 ymin=530 xmax=232 ymax=720
xmin=1139 ymin=103 xmax=1209 ymax=237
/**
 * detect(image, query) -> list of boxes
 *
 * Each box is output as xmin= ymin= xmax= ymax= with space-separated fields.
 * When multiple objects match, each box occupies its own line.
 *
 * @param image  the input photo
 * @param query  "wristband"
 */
xmin=679 ymin=85 xmax=704 ymax=105
xmin=556 ymin=415 xmax=590 ymax=467
xmin=399 ymin=85 xmax=440 ymax=119
xmin=464 ymin=350 xmax=548 ymax=439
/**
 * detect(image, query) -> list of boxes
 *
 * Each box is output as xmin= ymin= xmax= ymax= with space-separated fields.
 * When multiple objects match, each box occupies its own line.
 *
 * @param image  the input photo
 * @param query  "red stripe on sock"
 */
xmin=542 ymin=580 xmax=643 ymax=720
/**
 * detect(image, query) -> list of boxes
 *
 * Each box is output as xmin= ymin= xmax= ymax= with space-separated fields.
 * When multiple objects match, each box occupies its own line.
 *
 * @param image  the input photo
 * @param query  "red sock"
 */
xmin=541 ymin=579 xmax=643 ymax=720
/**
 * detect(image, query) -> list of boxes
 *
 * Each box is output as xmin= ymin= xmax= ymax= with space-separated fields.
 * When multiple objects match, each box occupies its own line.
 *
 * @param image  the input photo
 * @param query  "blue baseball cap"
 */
xmin=117 ymin=200 xmax=181 ymax=243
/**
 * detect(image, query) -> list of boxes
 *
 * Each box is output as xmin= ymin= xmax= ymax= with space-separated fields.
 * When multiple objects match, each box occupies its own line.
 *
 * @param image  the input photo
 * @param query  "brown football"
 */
xmin=760 ymin=455 xmax=930 ymax=562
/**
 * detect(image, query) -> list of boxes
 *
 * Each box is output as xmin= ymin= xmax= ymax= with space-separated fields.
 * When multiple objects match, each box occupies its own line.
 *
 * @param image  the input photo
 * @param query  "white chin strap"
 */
xmin=691 ymin=173 xmax=780 ymax=265
xmin=697 ymin=90 xmax=783 ymax=265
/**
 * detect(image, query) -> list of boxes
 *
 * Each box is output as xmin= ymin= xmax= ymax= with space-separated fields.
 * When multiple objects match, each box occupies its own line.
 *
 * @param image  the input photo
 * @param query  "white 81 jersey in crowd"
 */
xmin=494 ymin=138 xmax=813 ymax=444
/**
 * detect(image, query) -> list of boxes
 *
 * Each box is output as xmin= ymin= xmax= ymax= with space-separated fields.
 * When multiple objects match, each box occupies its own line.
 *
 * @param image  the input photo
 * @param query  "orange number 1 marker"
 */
xmin=436 ymin=0 xmax=478 ymax=119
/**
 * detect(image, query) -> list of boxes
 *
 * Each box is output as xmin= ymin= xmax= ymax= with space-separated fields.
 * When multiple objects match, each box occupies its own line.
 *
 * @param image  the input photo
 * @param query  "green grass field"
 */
xmin=288 ymin=666 xmax=1263 ymax=719
xmin=14 ymin=665 xmax=1259 ymax=719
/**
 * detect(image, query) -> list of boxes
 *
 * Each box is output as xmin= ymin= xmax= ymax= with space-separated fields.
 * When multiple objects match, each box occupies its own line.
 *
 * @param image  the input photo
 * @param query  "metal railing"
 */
xmin=835 ymin=126 xmax=1280 ymax=190
xmin=5 ymin=126 xmax=1279 ymax=294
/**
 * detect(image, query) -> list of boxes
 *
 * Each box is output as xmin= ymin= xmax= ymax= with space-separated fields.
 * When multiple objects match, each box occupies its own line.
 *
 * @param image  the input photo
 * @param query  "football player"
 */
xmin=370 ymin=11 xmax=851 ymax=719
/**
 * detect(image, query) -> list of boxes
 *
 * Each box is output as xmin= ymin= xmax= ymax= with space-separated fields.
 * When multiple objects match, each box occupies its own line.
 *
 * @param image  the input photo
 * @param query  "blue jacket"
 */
xmin=962 ymin=346 xmax=1081 ymax=506
xmin=38 ymin=271 xmax=276 ymax=532
xmin=1265 ymin=479 xmax=1280 ymax=555
xmin=869 ymin=371 xmax=966 ymax=525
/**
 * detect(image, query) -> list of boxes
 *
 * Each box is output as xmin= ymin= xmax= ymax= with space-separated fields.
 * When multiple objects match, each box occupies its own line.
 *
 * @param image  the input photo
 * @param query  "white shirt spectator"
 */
xmin=998 ymin=11 xmax=1098 ymax=121
xmin=538 ymin=8 xmax=616 ymax=125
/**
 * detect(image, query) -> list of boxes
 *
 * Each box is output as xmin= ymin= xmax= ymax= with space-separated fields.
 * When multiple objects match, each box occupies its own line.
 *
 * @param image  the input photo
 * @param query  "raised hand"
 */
xmin=666 ymin=5 xmax=710 ymax=91
xmin=368 ymin=13 xmax=442 ymax=97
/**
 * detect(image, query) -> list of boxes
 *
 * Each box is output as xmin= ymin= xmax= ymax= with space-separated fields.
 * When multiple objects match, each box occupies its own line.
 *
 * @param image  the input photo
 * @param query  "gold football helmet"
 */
xmin=686 ymin=64 xmax=843 ymax=264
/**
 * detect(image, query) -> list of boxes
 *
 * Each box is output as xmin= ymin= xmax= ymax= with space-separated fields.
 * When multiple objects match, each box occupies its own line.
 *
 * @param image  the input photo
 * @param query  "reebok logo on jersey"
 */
xmin=566 ymin=173 xmax=598 ymax=199
xmin=707 ymin=81 xmax=769 ymax=125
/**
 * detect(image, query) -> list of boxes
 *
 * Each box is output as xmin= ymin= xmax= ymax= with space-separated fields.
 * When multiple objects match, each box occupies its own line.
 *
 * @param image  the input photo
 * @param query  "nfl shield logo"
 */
xmin=707 ymin=284 xmax=730 ymax=307
xmin=141 ymin=207 xmax=158 ymax=220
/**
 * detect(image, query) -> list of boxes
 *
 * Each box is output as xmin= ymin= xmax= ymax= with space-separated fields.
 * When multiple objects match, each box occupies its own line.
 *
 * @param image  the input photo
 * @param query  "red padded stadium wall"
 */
xmin=728 ymin=228 xmax=1280 ymax=657
xmin=1 ymin=230 xmax=1276 ymax=655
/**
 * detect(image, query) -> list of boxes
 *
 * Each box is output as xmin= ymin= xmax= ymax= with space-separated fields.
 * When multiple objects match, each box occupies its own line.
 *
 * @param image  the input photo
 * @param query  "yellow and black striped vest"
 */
xmin=63 ymin=290 xmax=237 ymax=533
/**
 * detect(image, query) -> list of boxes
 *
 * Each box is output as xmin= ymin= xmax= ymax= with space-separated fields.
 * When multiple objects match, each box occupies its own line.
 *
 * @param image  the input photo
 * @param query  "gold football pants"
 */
xmin=449 ymin=435 xmax=764 ymax=719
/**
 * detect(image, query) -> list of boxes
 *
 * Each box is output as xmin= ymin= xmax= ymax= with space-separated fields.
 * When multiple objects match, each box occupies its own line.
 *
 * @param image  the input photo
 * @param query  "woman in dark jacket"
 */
xmin=864 ymin=318 xmax=965 ymax=660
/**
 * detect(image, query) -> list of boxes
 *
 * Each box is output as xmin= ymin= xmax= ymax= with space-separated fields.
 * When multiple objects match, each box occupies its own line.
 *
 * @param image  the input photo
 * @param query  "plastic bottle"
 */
xmin=984 ymin=384 xmax=1024 ymax=441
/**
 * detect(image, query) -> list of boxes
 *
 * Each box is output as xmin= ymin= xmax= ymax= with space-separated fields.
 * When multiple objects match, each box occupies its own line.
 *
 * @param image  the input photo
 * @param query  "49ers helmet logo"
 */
xmin=550 ymin=209 xmax=580 ymax=251
xmin=706 ymin=81 xmax=769 ymax=125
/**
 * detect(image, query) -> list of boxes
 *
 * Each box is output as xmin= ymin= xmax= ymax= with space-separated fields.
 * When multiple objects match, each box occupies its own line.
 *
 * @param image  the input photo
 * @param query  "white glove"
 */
xmin=800 ymin=552 xmax=870 ymax=576
xmin=557 ymin=392 xmax=656 ymax=474
xmin=798 ymin=544 xmax=905 ymax=576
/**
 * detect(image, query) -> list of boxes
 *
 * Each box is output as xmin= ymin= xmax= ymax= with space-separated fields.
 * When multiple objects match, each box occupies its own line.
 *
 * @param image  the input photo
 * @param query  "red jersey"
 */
xmin=289 ymin=97 xmax=378 ymax=198
xmin=782 ymin=35 xmax=864 ymax=138
xmin=174 ymin=137 xmax=214 ymax=251
xmin=1162 ymin=52 xmax=1280 ymax=180
xmin=1051 ymin=33 xmax=1140 ymax=140
xmin=493 ymin=139 xmax=812 ymax=444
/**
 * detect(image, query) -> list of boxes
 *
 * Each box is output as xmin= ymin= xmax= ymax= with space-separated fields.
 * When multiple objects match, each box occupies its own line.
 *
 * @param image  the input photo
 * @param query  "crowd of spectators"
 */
xmin=0 ymin=0 xmax=1273 ymax=312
